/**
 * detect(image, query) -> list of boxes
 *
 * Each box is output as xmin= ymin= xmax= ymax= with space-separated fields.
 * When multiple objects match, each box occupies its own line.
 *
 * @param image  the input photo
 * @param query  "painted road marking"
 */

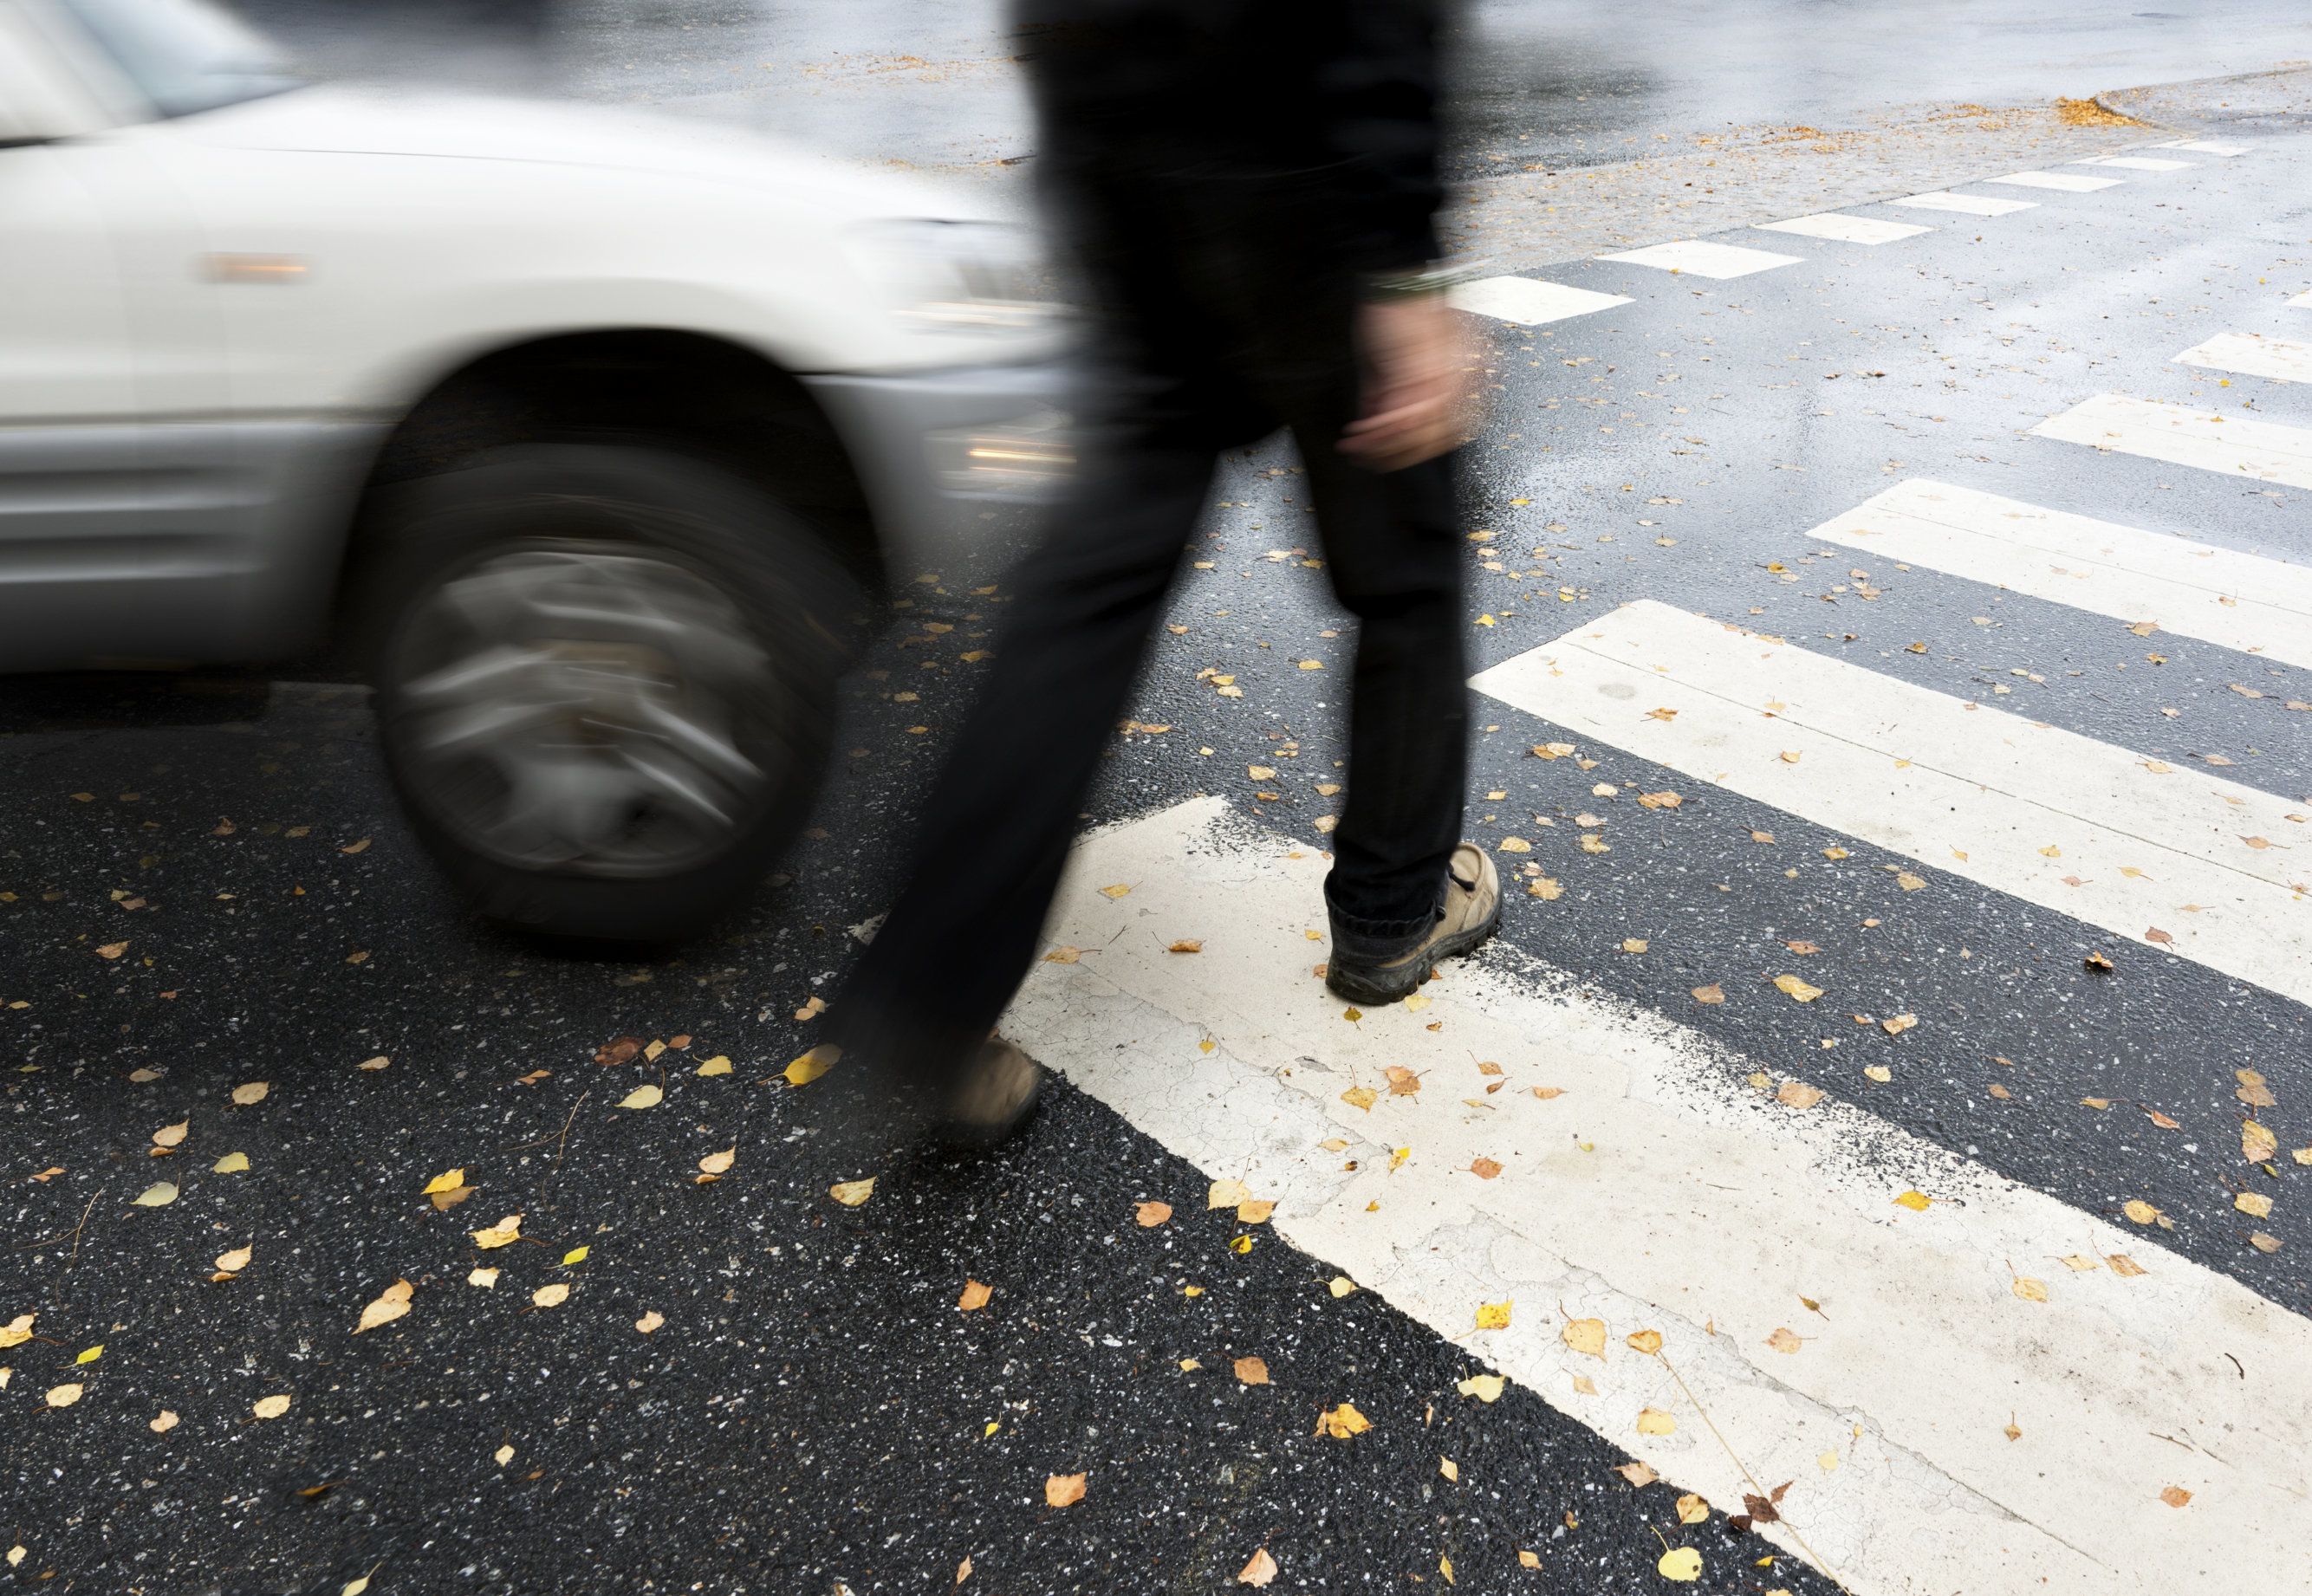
xmin=1471 ymin=600 xmax=2312 ymax=1004
xmin=2155 ymin=139 xmax=2250 ymax=156
xmin=1807 ymin=478 xmax=2312 ymax=671
xmin=2174 ymin=330 xmax=2312 ymax=385
xmin=2075 ymin=155 xmax=2196 ymax=172
xmin=1595 ymin=239 xmax=1804 ymax=280
xmin=2033 ymin=393 xmax=2312 ymax=490
xmin=1010 ymin=797 xmax=2312 ymax=1596
xmin=1753 ymin=212 xmax=1932 ymax=246
xmin=1986 ymin=170 xmax=2124 ymax=192
xmin=2289 ymin=289 xmax=2312 ymax=309
xmin=1451 ymin=276 xmax=1633 ymax=327
xmin=1891 ymin=190 xmax=2037 ymax=217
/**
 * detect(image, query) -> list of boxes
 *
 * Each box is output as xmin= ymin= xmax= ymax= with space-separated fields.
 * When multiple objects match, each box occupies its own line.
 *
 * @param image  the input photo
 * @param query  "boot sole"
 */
xmin=1324 ymin=899 xmax=1504 ymax=1007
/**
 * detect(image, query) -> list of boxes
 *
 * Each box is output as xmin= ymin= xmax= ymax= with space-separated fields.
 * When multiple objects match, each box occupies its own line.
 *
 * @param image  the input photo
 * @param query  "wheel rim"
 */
xmin=385 ymin=541 xmax=783 ymax=876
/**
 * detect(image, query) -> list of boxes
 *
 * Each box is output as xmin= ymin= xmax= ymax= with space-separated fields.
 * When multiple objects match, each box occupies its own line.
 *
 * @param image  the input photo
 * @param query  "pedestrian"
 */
xmin=828 ymin=0 xmax=1495 ymax=1145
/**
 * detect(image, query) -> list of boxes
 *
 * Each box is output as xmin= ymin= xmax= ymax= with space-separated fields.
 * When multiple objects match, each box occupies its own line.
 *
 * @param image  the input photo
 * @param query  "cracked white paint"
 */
xmin=1006 ymin=796 xmax=2312 ymax=1596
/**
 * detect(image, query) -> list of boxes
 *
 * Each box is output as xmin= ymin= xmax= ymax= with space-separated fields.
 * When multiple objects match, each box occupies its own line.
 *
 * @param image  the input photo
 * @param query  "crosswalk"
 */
xmin=1009 ymin=132 xmax=2305 ymax=1596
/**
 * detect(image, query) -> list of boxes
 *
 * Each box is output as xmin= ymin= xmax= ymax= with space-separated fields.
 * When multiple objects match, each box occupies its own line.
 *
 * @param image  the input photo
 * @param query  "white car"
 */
xmin=0 ymin=0 xmax=1069 ymax=938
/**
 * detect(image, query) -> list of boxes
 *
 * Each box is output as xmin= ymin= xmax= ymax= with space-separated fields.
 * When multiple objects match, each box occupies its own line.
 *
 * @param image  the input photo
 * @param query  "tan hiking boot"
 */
xmin=939 ymin=1037 xmax=1044 ymax=1149
xmin=1324 ymin=843 xmax=1502 ymax=1005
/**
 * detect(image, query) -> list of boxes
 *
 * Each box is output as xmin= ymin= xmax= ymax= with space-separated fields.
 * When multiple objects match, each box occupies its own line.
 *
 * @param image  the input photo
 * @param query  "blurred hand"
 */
xmin=1338 ymin=294 xmax=1475 ymax=471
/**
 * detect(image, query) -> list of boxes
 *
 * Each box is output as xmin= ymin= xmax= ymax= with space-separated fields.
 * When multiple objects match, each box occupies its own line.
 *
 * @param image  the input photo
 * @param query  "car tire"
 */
xmin=364 ymin=444 xmax=849 ymax=943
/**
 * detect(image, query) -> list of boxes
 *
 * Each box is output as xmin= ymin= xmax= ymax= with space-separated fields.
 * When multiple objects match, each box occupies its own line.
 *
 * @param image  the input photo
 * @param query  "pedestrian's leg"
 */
xmin=828 ymin=420 xmax=1219 ymax=1113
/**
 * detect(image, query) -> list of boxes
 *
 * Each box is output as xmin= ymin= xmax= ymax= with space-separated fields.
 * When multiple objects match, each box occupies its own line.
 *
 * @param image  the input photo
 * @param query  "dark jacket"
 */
xmin=1013 ymin=0 xmax=1446 ymax=275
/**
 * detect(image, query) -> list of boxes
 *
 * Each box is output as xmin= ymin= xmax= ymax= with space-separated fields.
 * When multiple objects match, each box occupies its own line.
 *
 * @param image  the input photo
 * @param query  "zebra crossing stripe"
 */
xmin=1008 ymin=796 xmax=2312 ymax=1596
xmin=2290 ymin=290 xmax=2312 ymax=308
xmin=2154 ymin=139 xmax=2250 ymax=156
xmin=2173 ymin=331 xmax=2312 ymax=385
xmin=2075 ymin=155 xmax=2196 ymax=172
xmin=1986 ymin=170 xmax=2123 ymax=192
xmin=2032 ymin=393 xmax=2312 ymax=490
xmin=1889 ymin=190 xmax=2036 ymax=216
xmin=1451 ymin=276 xmax=1633 ymax=327
xmin=1470 ymin=600 xmax=2312 ymax=1005
xmin=1805 ymin=478 xmax=2312 ymax=670
xmin=1595 ymin=240 xmax=1804 ymax=279
xmin=1752 ymin=213 xmax=1932 ymax=245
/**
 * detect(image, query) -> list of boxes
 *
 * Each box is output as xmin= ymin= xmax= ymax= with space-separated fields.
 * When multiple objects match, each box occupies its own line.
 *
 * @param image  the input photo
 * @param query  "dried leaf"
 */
xmin=231 ymin=1081 xmax=270 ymax=1106
xmin=47 ymin=1383 xmax=83 ymax=1408
xmin=696 ymin=1054 xmax=734 ymax=1077
xmin=2243 ymin=1120 xmax=2279 ymax=1162
xmin=1765 ymin=1327 xmax=1803 ymax=1354
xmin=1341 ymin=1086 xmax=1378 ymax=1112
xmin=1893 ymin=1190 xmax=1932 ymax=1212
xmin=1773 ymin=974 xmax=1824 ymax=1003
xmin=1614 ymin=1460 xmax=1658 ymax=1488
xmin=215 ymin=1245 xmax=252 ymax=1275
xmin=2121 ymin=1200 xmax=2159 ymax=1225
xmin=531 ymin=1282 xmax=569 ymax=1308
xmin=1316 ymin=1402 xmax=1370 ymax=1438
xmin=1237 ymin=1547 xmax=1278 ymax=1586
xmin=1329 ymin=1277 xmax=1358 ymax=1299
xmin=468 ymin=1268 xmax=499 ymax=1288
xmin=1439 ymin=1456 xmax=1459 ymax=1482
xmin=2235 ymin=1191 xmax=2274 ymax=1218
xmin=422 ymin=1169 xmax=467 ymax=1196
xmin=2012 ymin=1276 xmax=2049 ymax=1303
xmin=151 ymin=1409 xmax=179 ymax=1433
xmin=1675 ymin=1494 xmax=1709 ymax=1525
xmin=152 ymin=1120 xmax=188 ymax=1149
xmin=471 ymin=1214 xmax=523 ymax=1249
xmin=794 ymin=995 xmax=828 ymax=1022
xmin=354 ymin=1279 xmax=414 ymax=1333
xmin=1457 ymin=1372 xmax=1505 ymax=1402
xmin=133 ymin=1181 xmax=178 ymax=1207
xmin=1169 ymin=939 xmax=1204 ymax=954
xmin=1657 ymin=1548 xmax=1702 ymax=1582
xmin=617 ymin=1084 xmax=663 ymax=1111
xmin=1233 ymin=1356 xmax=1270 ymax=1386
xmin=2159 ymin=1485 xmax=2192 ymax=1508
xmin=1692 ymin=984 xmax=1725 ymax=1004
xmin=1625 ymin=1328 xmax=1663 ymax=1355
xmin=1881 ymin=1013 xmax=1918 ymax=1036
xmin=1562 ymin=1318 xmax=1607 ymax=1359
xmin=635 ymin=1310 xmax=665 ymax=1333
xmin=1044 ymin=1473 xmax=1087 ymax=1508
xmin=251 ymin=1393 xmax=291 ymax=1419
xmin=1635 ymin=1406 xmax=1676 ymax=1436
xmin=1776 ymin=1080 xmax=1826 ymax=1110
xmin=1207 ymin=1178 xmax=1253 ymax=1210
xmin=1470 ymin=1157 xmax=1503 ymax=1180
xmin=1475 ymin=1301 xmax=1513 ymax=1331
xmin=1237 ymin=1199 xmax=1276 ymax=1224
xmin=0 ymin=1313 xmax=33 ymax=1348
xmin=1134 ymin=1201 xmax=1172 ymax=1228
xmin=829 ymin=1177 xmax=876 ymax=1207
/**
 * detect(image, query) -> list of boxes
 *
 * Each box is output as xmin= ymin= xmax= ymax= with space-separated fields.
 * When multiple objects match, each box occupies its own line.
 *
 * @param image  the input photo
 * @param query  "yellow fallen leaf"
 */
xmin=561 ymin=1246 xmax=588 ymax=1267
xmin=251 ymin=1393 xmax=291 ymax=1419
xmin=1895 ymin=870 xmax=1926 ymax=892
xmin=1439 ymin=1456 xmax=1459 ymax=1482
xmin=1237 ymin=1547 xmax=1278 ymax=1586
xmin=1819 ymin=1450 xmax=1841 ymax=1471
xmin=1169 ymin=939 xmax=1204 ymax=954
xmin=1135 ymin=1201 xmax=1172 ymax=1227
xmin=1881 ymin=1013 xmax=1918 ymax=1035
xmin=1237 ymin=1200 xmax=1276 ymax=1224
xmin=958 ymin=1279 xmax=993 ymax=1312
xmin=214 ymin=1244 xmax=252 ymax=1275
xmin=1341 ymin=1086 xmax=1378 ymax=1112
xmin=1316 ymin=1402 xmax=1371 ymax=1438
xmin=422 ymin=1169 xmax=466 ymax=1196
xmin=1440 ymin=1553 xmax=1456 ymax=1585
xmin=1778 ymin=750 xmax=1802 ymax=764
xmin=1207 ymin=1178 xmax=1253 ymax=1210
xmin=531 ymin=1282 xmax=569 ymax=1308
xmin=1625 ymin=1328 xmax=1663 ymax=1355
xmin=1765 ymin=1327 xmax=1803 ymax=1354
xmin=468 ymin=1268 xmax=499 ymax=1288
xmin=1614 ymin=1460 xmax=1658 ymax=1487
xmin=1621 ymin=937 xmax=1649 ymax=954
xmin=1233 ymin=1356 xmax=1270 ymax=1386
xmin=1499 ymin=837 xmax=1532 ymax=853
xmin=1776 ymin=1080 xmax=1826 ymax=1110
xmin=1328 ymin=1276 xmax=1358 ymax=1299
xmin=2159 ymin=1485 xmax=2192 ymax=1508
xmin=1458 ymin=1372 xmax=1505 ymax=1402
xmin=133 ymin=1181 xmax=178 ymax=1207
xmin=0 ymin=1313 xmax=33 ymax=1348
xmin=96 ymin=941 xmax=128 ymax=960
xmin=471 ymin=1214 xmax=523 ymax=1249
xmin=1520 ymin=1550 xmax=1542 ymax=1569
xmin=75 ymin=1345 xmax=102 ymax=1365
xmin=1045 ymin=1472 xmax=1087 ymax=1508
xmin=152 ymin=1120 xmax=188 ymax=1149
xmin=1675 ymin=1494 xmax=1709 ymax=1525
xmin=636 ymin=1309 xmax=666 ymax=1333
xmin=212 ymin=1151 xmax=250 ymax=1173
xmin=617 ymin=1084 xmax=664 ymax=1110
xmin=150 ymin=1409 xmax=179 ymax=1433
xmin=1562 ymin=1318 xmax=1607 ymax=1359
xmin=1475 ymin=1301 xmax=1513 ymax=1331
xmin=231 ymin=1081 xmax=270 ymax=1106
xmin=1635 ymin=1407 xmax=1676 ymax=1436
xmin=1893 ymin=1190 xmax=1932 ymax=1211
xmin=2242 ymin=1119 xmax=2278 ymax=1162
xmin=47 ymin=1383 xmax=83 ymax=1408
xmin=696 ymin=1054 xmax=735 ymax=1077
xmin=1864 ymin=1065 xmax=1893 ymax=1083
xmin=1658 ymin=1547 xmax=1703 ymax=1581
xmin=357 ymin=1055 xmax=391 ymax=1071
xmin=355 ymin=1279 xmax=414 ymax=1333
xmin=829 ymin=1178 xmax=876 ymax=1207
xmin=2236 ymin=1191 xmax=2274 ymax=1218
xmin=698 ymin=1147 xmax=737 ymax=1178
xmin=1773 ymin=974 xmax=1823 ymax=1003
xmin=1099 ymin=884 xmax=1132 ymax=899
xmin=2012 ymin=1276 xmax=2049 ymax=1303
xmin=2122 ymin=1199 xmax=2159 ymax=1225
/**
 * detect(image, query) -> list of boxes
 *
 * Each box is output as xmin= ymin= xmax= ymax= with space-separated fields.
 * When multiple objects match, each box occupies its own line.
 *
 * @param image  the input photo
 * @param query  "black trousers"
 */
xmin=830 ymin=220 xmax=1469 ymax=1087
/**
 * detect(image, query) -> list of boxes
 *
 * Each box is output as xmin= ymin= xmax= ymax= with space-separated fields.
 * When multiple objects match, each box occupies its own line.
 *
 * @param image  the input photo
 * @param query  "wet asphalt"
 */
xmin=9 ymin=11 xmax=2312 ymax=1596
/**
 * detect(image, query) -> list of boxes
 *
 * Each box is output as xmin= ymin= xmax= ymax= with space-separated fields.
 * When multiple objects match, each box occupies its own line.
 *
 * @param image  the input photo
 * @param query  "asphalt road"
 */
xmin=8 ymin=18 xmax=2312 ymax=1596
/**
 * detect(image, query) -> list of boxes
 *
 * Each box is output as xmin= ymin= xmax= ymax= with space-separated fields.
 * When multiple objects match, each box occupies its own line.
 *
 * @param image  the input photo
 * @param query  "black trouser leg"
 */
xmin=830 ymin=418 xmax=1218 ymax=1086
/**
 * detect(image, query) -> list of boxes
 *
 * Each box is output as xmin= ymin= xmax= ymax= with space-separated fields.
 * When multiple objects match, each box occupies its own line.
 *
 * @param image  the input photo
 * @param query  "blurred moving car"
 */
xmin=0 ymin=0 xmax=1071 ymax=939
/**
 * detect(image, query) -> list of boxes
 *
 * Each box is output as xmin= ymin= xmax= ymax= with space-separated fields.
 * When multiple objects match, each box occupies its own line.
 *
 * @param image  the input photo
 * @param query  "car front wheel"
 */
xmin=366 ymin=444 xmax=847 ymax=942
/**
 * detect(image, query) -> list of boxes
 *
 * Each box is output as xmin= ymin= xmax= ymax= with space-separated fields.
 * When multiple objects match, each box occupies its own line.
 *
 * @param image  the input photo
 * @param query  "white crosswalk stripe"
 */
xmin=1805 ymin=478 xmax=2312 ymax=670
xmin=1008 ymin=798 xmax=2312 ymax=1596
xmin=2291 ymin=289 xmax=2312 ymax=309
xmin=1752 ymin=213 xmax=1932 ymax=245
xmin=1450 ymin=276 xmax=1633 ymax=327
xmin=1987 ymin=170 xmax=2123 ymax=191
xmin=1889 ymin=190 xmax=2036 ymax=216
xmin=1595 ymin=239 xmax=1804 ymax=279
xmin=1471 ymin=600 xmax=2312 ymax=1004
xmin=2173 ymin=330 xmax=2312 ymax=384
xmin=2033 ymin=393 xmax=2312 ymax=489
xmin=2075 ymin=155 xmax=2196 ymax=172
xmin=2154 ymin=139 xmax=2251 ymax=156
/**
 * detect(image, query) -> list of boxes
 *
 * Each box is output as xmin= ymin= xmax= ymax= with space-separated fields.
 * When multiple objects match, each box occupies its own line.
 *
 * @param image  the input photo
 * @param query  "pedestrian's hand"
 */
xmin=1339 ymin=295 xmax=1476 ymax=471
